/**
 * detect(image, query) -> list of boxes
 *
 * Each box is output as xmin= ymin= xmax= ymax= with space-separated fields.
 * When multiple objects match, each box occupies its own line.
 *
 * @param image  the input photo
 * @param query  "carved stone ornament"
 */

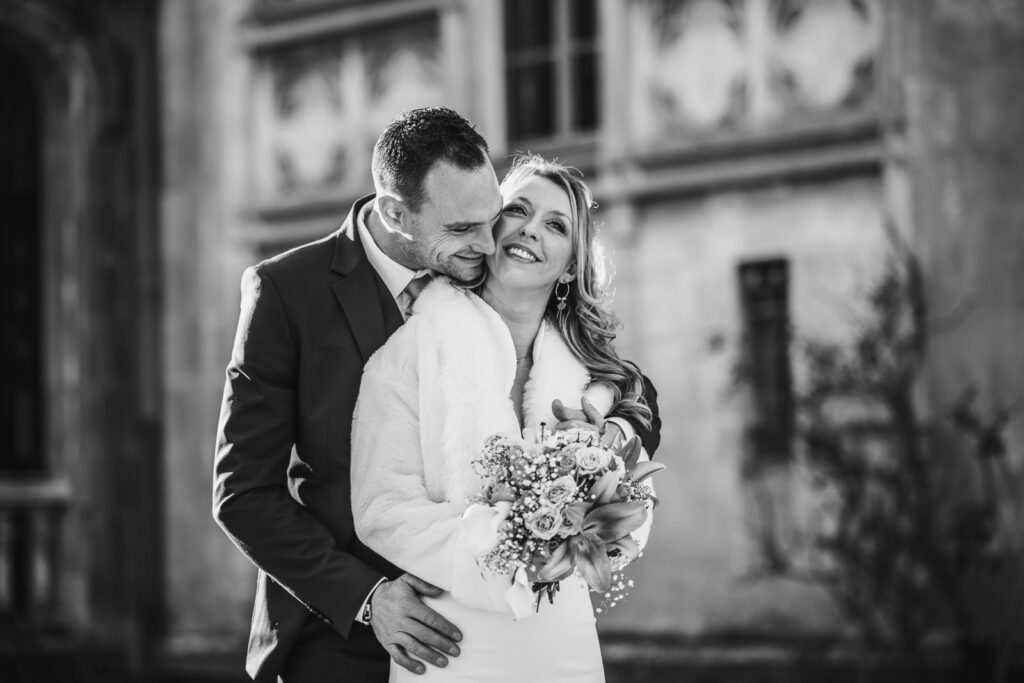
xmin=769 ymin=0 xmax=878 ymax=113
xmin=252 ymin=18 xmax=442 ymax=202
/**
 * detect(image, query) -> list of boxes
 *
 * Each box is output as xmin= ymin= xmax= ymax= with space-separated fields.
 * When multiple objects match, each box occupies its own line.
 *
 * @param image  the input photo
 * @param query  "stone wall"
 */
xmin=901 ymin=0 xmax=1024 ymax=443
xmin=598 ymin=176 xmax=889 ymax=636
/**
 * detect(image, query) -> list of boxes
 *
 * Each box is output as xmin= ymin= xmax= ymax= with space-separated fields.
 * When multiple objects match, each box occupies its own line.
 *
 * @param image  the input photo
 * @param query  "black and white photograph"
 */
xmin=2 ymin=1 xmax=1023 ymax=681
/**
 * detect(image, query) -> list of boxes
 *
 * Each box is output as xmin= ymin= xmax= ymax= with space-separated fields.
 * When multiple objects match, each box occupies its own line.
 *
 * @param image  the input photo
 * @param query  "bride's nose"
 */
xmin=519 ymin=222 xmax=540 ymax=240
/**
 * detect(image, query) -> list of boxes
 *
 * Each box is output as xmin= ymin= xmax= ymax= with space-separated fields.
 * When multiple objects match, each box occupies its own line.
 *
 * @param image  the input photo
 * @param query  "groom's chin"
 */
xmin=447 ymin=264 xmax=487 ymax=287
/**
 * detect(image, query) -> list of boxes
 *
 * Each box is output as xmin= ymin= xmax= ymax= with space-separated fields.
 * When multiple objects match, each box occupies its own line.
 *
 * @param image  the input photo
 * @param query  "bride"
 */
xmin=351 ymin=155 xmax=655 ymax=682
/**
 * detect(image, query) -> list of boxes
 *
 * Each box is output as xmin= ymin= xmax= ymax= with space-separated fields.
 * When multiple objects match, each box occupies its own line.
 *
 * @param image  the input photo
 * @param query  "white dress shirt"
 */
xmin=356 ymin=201 xmax=431 ymax=321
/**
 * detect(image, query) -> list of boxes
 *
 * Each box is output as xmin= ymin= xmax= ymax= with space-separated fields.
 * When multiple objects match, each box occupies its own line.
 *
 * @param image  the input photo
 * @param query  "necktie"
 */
xmin=402 ymin=273 xmax=432 ymax=319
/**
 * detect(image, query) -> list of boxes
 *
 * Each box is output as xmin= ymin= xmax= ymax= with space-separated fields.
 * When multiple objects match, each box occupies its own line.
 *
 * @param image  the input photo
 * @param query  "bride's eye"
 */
xmin=547 ymin=219 xmax=567 ymax=234
xmin=502 ymin=203 xmax=526 ymax=216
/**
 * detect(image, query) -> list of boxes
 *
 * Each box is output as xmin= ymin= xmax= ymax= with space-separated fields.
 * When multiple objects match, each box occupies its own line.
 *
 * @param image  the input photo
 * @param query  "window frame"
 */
xmin=504 ymin=0 xmax=600 ymax=149
xmin=738 ymin=258 xmax=795 ymax=465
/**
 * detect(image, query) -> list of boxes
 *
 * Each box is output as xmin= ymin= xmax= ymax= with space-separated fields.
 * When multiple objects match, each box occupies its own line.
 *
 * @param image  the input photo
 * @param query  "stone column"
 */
xmin=900 ymin=1 xmax=1024 ymax=440
xmin=159 ymin=0 xmax=255 ymax=661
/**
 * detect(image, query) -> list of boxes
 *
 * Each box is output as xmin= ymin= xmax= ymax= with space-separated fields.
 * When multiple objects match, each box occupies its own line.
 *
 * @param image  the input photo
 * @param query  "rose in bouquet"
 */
xmin=466 ymin=427 xmax=664 ymax=616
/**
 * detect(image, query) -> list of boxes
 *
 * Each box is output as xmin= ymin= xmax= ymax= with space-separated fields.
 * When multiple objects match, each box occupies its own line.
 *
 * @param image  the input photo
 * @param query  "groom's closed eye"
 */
xmin=443 ymin=205 xmax=504 ymax=234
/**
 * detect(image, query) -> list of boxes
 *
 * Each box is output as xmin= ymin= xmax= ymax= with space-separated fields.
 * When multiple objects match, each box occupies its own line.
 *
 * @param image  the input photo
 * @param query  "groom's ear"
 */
xmin=377 ymin=195 xmax=407 ymax=230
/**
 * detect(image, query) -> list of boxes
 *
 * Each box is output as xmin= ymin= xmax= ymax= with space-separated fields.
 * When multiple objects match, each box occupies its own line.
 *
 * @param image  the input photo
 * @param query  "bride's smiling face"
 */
xmin=486 ymin=175 xmax=576 ymax=293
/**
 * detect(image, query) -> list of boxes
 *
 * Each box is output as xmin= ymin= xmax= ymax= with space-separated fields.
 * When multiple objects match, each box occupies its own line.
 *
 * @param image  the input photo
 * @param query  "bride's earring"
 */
xmin=555 ymin=280 xmax=570 ymax=313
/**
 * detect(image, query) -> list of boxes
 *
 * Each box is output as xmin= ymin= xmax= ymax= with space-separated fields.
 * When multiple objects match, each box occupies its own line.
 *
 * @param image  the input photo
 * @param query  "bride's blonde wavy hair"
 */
xmin=488 ymin=155 xmax=652 ymax=429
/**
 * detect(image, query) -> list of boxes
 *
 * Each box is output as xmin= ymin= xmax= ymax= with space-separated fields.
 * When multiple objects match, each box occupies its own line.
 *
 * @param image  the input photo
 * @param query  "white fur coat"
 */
xmin=351 ymin=278 xmax=642 ymax=613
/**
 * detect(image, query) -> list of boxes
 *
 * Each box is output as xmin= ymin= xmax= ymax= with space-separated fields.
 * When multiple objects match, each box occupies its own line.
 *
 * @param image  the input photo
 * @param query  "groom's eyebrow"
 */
xmin=443 ymin=203 xmax=504 ymax=230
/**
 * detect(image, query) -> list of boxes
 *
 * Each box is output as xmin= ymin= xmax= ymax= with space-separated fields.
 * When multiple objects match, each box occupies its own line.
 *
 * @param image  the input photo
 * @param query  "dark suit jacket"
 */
xmin=213 ymin=195 xmax=662 ymax=682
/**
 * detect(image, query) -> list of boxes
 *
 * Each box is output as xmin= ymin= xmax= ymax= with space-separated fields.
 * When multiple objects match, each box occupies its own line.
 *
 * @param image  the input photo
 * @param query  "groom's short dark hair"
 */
xmin=372 ymin=107 xmax=490 ymax=212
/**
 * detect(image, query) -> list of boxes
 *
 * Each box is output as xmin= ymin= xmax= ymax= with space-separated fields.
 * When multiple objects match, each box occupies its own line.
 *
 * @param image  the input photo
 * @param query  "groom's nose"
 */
xmin=470 ymin=224 xmax=496 ymax=255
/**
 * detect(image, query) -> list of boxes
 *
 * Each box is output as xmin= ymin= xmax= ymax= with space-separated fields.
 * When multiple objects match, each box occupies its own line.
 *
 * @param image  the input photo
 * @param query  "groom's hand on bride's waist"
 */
xmin=551 ymin=397 xmax=623 ymax=447
xmin=369 ymin=573 xmax=462 ymax=675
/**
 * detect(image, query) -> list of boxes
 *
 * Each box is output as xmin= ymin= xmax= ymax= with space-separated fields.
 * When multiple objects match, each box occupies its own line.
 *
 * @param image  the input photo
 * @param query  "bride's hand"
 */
xmin=551 ymin=397 xmax=621 ymax=446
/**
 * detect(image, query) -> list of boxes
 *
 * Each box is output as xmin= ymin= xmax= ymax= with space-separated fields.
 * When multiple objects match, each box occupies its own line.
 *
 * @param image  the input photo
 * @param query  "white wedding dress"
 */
xmin=352 ymin=280 xmax=625 ymax=683
xmin=396 ymin=577 xmax=602 ymax=682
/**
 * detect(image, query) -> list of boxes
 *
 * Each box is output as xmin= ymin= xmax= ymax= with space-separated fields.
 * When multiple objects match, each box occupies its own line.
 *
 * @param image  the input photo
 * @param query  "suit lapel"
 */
xmin=330 ymin=195 xmax=402 ymax=362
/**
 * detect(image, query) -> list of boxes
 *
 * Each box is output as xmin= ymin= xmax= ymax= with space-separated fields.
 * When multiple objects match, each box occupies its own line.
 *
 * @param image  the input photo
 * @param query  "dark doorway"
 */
xmin=0 ymin=46 xmax=44 ymax=476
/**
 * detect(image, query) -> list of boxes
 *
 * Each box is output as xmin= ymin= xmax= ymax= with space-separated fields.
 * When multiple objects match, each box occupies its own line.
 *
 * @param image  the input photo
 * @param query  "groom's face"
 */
xmin=406 ymin=159 xmax=503 ymax=282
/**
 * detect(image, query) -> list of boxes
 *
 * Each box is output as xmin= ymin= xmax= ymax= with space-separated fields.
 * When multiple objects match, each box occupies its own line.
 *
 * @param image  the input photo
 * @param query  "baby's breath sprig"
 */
xmin=594 ymin=572 xmax=636 ymax=614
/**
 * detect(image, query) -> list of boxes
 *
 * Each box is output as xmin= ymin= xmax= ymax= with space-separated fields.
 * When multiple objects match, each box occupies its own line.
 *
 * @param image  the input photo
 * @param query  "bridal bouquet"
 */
xmin=465 ymin=427 xmax=664 ymax=617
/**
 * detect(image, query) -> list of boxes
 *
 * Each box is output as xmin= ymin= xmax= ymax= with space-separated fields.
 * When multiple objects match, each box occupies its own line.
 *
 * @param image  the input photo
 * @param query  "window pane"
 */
xmin=507 ymin=62 xmax=556 ymax=140
xmin=738 ymin=260 xmax=793 ymax=462
xmin=571 ymin=52 xmax=599 ymax=131
xmin=570 ymin=0 xmax=598 ymax=40
xmin=0 ymin=47 xmax=44 ymax=474
xmin=504 ymin=0 xmax=554 ymax=52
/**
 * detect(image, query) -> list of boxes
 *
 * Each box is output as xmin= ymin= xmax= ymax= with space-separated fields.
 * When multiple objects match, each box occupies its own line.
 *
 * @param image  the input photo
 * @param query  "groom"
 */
xmin=213 ymin=107 xmax=661 ymax=682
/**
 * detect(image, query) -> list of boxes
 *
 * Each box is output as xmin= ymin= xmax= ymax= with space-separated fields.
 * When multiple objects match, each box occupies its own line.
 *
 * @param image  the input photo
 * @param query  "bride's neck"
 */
xmin=482 ymin=282 xmax=549 ymax=359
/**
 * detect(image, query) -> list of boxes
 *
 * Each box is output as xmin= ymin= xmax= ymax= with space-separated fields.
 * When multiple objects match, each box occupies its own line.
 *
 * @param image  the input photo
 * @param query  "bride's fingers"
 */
xmin=599 ymin=420 xmax=624 ymax=447
xmin=551 ymin=399 xmax=585 ymax=422
xmin=553 ymin=419 xmax=600 ymax=434
xmin=552 ymin=398 xmax=605 ymax=428
xmin=580 ymin=396 xmax=604 ymax=427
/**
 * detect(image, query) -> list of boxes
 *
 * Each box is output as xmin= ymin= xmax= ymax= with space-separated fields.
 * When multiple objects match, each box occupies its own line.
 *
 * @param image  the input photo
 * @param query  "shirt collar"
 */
xmin=356 ymin=199 xmax=431 ymax=299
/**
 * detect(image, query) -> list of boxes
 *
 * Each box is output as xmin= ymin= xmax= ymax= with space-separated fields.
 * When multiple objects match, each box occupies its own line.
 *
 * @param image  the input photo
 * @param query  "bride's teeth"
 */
xmin=508 ymin=246 xmax=536 ymax=261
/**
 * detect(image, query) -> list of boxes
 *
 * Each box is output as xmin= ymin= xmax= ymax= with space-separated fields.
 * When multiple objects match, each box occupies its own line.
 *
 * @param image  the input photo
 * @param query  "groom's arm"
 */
xmin=609 ymin=373 xmax=662 ymax=456
xmin=213 ymin=266 xmax=461 ymax=672
xmin=213 ymin=265 xmax=384 ymax=631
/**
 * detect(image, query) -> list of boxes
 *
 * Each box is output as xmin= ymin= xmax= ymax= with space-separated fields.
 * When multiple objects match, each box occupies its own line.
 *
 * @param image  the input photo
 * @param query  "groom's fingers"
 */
xmin=390 ymin=632 xmax=449 ymax=672
xmin=389 ymin=576 xmax=461 ymax=642
xmin=401 ymin=573 xmax=443 ymax=597
xmin=406 ymin=615 xmax=462 ymax=659
xmin=411 ymin=602 xmax=461 ymax=646
xmin=384 ymin=642 xmax=425 ymax=676
xmin=398 ymin=573 xmax=463 ymax=654
xmin=369 ymin=576 xmax=461 ymax=673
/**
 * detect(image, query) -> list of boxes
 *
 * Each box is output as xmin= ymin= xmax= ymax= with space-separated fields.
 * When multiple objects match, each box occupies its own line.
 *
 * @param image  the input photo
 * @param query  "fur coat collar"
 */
xmin=409 ymin=277 xmax=611 ymax=503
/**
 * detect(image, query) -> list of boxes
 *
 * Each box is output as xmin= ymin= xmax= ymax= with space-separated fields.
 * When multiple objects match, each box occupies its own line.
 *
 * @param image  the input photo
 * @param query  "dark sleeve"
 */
xmin=609 ymin=372 xmax=662 ymax=457
xmin=637 ymin=374 xmax=662 ymax=456
xmin=212 ymin=266 xmax=382 ymax=639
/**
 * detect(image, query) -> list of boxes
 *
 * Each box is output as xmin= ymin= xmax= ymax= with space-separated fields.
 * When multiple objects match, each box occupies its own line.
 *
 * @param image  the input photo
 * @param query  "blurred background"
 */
xmin=2 ymin=0 xmax=1023 ymax=681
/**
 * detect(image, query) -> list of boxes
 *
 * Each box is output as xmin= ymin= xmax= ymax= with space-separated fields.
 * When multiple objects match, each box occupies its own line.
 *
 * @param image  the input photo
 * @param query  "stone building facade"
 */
xmin=1 ymin=0 xmax=1022 ymax=675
